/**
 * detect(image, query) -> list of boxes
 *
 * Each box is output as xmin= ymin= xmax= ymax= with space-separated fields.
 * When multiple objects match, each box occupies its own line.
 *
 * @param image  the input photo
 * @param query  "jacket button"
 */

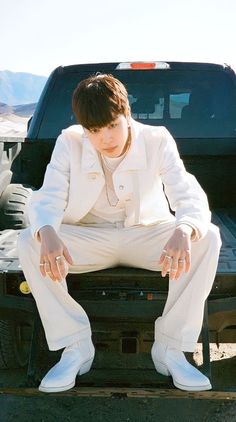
xmin=89 ymin=173 xmax=97 ymax=180
xmin=119 ymin=185 xmax=124 ymax=190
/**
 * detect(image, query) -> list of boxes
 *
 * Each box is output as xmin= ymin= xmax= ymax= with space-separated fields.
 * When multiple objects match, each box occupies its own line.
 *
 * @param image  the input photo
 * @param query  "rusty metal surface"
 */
xmin=0 ymin=386 xmax=236 ymax=399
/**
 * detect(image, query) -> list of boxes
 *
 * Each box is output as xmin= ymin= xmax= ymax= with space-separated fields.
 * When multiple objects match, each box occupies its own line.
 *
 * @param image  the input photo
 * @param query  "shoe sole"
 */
xmin=39 ymin=380 xmax=76 ymax=393
xmin=173 ymin=380 xmax=212 ymax=391
xmin=153 ymin=359 xmax=212 ymax=392
xmin=38 ymin=357 xmax=94 ymax=393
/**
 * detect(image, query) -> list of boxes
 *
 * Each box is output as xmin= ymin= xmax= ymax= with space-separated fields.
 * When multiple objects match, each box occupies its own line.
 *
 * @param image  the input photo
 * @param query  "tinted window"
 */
xmin=38 ymin=69 xmax=236 ymax=139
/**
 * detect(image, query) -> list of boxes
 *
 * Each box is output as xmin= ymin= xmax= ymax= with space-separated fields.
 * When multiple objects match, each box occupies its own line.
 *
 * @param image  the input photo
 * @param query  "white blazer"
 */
xmin=28 ymin=119 xmax=211 ymax=240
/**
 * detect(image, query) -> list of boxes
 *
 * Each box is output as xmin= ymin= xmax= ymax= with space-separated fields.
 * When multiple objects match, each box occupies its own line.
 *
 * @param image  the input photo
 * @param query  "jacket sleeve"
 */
xmin=27 ymin=132 xmax=70 ymax=239
xmin=159 ymin=127 xmax=211 ymax=240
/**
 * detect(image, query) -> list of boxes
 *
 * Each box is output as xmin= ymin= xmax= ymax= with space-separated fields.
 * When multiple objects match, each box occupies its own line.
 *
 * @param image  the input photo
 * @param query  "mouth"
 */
xmin=103 ymin=146 xmax=118 ymax=153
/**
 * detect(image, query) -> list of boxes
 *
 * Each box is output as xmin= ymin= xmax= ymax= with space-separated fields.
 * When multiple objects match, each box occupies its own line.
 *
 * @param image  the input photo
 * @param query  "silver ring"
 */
xmin=39 ymin=263 xmax=45 ymax=267
xmin=165 ymin=255 xmax=172 ymax=260
xmin=55 ymin=255 xmax=63 ymax=261
xmin=170 ymin=268 xmax=177 ymax=272
xmin=178 ymin=259 xmax=185 ymax=263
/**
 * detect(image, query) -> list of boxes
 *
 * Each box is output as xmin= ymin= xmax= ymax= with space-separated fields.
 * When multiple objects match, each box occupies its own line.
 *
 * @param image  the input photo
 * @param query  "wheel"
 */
xmin=0 ymin=183 xmax=33 ymax=230
xmin=0 ymin=319 xmax=32 ymax=368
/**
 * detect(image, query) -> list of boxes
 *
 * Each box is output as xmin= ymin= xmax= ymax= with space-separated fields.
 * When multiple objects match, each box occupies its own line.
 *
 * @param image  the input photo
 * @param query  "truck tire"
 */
xmin=0 ymin=319 xmax=31 ymax=368
xmin=0 ymin=183 xmax=33 ymax=230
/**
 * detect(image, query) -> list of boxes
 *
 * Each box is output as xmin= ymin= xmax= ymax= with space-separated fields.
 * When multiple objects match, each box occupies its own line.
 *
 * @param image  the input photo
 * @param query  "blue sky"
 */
xmin=1 ymin=0 xmax=236 ymax=76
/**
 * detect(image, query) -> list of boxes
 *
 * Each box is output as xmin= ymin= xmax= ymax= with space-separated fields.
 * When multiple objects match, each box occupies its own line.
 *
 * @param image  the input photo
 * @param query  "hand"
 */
xmin=38 ymin=225 xmax=74 ymax=282
xmin=159 ymin=224 xmax=192 ymax=281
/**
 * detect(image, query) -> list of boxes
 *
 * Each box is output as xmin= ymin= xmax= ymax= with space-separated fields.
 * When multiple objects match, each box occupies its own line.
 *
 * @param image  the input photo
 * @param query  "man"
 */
xmin=18 ymin=74 xmax=221 ymax=393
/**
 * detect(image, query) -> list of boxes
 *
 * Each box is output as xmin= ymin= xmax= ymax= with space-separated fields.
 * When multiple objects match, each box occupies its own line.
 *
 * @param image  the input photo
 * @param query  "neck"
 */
xmin=118 ymin=127 xmax=131 ymax=157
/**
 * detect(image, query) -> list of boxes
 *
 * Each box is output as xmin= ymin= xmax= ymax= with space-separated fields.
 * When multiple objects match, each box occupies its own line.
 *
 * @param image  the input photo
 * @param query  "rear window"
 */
xmin=38 ymin=69 xmax=236 ymax=139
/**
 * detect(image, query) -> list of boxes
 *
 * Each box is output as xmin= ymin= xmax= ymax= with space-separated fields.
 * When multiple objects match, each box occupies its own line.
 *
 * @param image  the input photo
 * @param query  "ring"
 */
xmin=55 ymin=255 xmax=63 ymax=261
xmin=178 ymin=259 xmax=185 ymax=263
xmin=170 ymin=268 xmax=177 ymax=272
xmin=165 ymin=255 xmax=172 ymax=260
xmin=39 ymin=263 xmax=45 ymax=267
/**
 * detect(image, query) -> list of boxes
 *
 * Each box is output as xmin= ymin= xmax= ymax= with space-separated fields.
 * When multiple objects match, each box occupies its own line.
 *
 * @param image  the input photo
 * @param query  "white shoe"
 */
xmin=39 ymin=337 xmax=95 ymax=393
xmin=151 ymin=342 xmax=212 ymax=391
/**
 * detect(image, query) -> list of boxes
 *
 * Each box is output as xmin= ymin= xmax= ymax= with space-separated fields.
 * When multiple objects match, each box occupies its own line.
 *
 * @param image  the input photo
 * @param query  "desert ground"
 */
xmin=0 ymin=114 xmax=29 ymax=137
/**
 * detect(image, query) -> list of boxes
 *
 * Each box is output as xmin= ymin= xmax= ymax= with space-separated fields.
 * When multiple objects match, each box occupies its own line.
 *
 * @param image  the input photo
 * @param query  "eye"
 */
xmin=109 ymin=122 xmax=118 ymax=129
xmin=89 ymin=128 xmax=100 ymax=134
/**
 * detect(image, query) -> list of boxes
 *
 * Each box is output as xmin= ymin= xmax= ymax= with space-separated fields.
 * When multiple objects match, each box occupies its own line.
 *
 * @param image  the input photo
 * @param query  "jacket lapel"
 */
xmin=81 ymin=135 xmax=103 ymax=174
xmin=114 ymin=119 xmax=147 ymax=174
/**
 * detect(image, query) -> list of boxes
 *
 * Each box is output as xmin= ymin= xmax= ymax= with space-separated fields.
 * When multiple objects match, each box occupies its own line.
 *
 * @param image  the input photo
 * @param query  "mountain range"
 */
xmin=0 ymin=70 xmax=46 ymax=136
xmin=0 ymin=102 xmax=37 ymax=117
xmin=0 ymin=70 xmax=47 ymax=106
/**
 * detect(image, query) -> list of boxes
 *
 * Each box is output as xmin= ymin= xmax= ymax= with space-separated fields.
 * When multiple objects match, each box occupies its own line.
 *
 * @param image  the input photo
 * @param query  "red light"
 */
xmin=116 ymin=62 xmax=170 ymax=70
xmin=130 ymin=62 xmax=156 ymax=70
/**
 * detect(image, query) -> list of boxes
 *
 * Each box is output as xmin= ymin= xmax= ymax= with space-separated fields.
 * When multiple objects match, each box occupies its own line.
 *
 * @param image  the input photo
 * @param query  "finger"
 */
xmin=159 ymin=248 xmax=169 ymax=265
xmin=42 ymin=260 xmax=55 ymax=280
xmin=55 ymin=256 xmax=67 ymax=280
xmin=161 ymin=255 xmax=173 ymax=277
xmin=43 ymin=262 xmax=51 ymax=276
xmin=169 ymin=258 xmax=179 ymax=280
xmin=169 ymin=268 xmax=178 ymax=281
xmin=39 ymin=260 xmax=46 ymax=277
xmin=43 ymin=261 xmax=58 ymax=282
xmin=175 ymin=258 xmax=186 ymax=279
xmin=50 ymin=259 xmax=63 ymax=282
xmin=63 ymin=247 xmax=74 ymax=266
xmin=39 ymin=254 xmax=48 ymax=277
xmin=185 ymin=250 xmax=191 ymax=272
xmin=45 ymin=271 xmax=57 ymax=282
xmin=51 ymin=253 xmax=69 ymax=281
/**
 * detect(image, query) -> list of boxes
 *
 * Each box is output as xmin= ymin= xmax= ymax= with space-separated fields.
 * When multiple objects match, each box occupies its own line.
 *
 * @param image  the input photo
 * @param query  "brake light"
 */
xmin=131 ymin=63 xmax=156 ymax=69
xmin=116 ymin=61 xmax=170 ymax=70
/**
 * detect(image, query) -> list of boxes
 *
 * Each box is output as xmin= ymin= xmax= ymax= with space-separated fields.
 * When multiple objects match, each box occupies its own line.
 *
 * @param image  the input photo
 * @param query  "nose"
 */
xmin=101 ymin=127 xmax=113 ymax=145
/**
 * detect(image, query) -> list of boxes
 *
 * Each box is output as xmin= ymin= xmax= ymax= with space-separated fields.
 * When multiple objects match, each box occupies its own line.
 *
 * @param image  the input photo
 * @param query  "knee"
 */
xmin=17 ymin=227 xmax=35 ymax=250
xmin=202 ymin=223 xmax=222 ymax=252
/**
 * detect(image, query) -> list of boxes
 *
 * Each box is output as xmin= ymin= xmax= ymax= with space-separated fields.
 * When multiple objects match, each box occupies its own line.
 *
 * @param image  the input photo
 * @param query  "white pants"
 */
xmin=17 ymin=220 xmax=221 ymax=352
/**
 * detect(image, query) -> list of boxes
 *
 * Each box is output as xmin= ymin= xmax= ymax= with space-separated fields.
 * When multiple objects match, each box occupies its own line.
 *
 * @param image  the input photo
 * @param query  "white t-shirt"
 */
xmin=79 ymin=153 xmax=126 ymax=225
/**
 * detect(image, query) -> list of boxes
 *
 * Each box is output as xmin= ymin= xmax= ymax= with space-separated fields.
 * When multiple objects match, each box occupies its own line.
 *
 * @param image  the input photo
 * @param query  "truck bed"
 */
xmin=1 ymin=209 xmax=236 ymax=285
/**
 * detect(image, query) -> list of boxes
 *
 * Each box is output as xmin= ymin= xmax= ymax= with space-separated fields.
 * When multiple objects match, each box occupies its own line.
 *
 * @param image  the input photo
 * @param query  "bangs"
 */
xmin=76 ymin=95 xmax=119 ymax=129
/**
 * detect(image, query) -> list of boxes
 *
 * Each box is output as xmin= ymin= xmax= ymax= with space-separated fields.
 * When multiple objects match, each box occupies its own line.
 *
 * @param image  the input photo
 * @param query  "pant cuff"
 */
xmin=47 ymin=327 xmax=92 ymax=351
xmin=155 ymin=330 xmax=196 ymax=352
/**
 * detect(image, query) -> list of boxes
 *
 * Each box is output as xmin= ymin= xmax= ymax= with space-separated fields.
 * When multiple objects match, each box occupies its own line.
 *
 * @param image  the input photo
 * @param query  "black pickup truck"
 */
xmin=0 ymin=61 xmax=236 ymax=387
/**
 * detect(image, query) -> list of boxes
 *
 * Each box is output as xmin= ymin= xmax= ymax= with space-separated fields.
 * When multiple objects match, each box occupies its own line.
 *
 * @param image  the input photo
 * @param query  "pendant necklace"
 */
xmin=100 ymin=157 xmax=119 ymax=207
xmin=99 ymin=130 xmax=132 ymax=207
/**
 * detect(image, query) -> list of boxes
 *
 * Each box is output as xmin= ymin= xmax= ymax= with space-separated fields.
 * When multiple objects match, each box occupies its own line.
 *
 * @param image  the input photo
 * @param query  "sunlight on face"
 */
xmin=84 ymin=114 xmax=130 ymax=157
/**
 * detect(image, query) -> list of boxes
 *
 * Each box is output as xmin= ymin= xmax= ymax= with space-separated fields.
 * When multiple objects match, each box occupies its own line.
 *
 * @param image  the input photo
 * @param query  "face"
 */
xmin=84 ymin=114 xmax=130 ymax=158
